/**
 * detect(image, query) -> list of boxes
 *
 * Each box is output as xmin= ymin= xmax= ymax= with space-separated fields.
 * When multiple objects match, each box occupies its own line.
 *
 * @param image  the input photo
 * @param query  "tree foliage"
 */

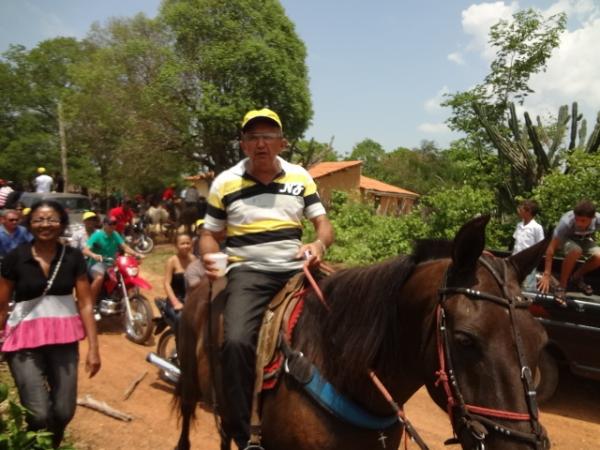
xmin=347 ymin=138 xmax=386 ymax=176
xmin=160 ymin=0 xmax=312 ymax=172
xmin=0 ymin=38 xmax=85 ymax=186
xmin=533 ymin=151 xmax=600 ymax=227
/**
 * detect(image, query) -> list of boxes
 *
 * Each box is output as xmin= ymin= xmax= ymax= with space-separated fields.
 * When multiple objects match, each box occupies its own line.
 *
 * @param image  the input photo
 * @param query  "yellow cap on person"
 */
xmin=241 ymin=108 xmax=282 ymax=130
xmin=23 ymin=208 xmax=31 ymax=216
xmin=82 ymin=211 xmax=97 ymax=221
xmin=37 ymin=167 xmax=46 ymax=174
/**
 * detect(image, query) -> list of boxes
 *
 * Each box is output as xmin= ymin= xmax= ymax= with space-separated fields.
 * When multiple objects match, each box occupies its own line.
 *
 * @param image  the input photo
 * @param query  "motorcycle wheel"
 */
xmin=156 ymin=329 xmax=178 ymax=384
xmin=125 ymin=294 xmax=154 ymax=345
xmin=134 ymin=235 xmax=154 ymax=254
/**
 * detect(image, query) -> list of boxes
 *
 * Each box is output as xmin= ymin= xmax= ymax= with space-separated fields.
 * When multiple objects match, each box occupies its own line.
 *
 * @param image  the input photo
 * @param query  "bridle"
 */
xmin=435 ymin=257 xmax=549 ymax=450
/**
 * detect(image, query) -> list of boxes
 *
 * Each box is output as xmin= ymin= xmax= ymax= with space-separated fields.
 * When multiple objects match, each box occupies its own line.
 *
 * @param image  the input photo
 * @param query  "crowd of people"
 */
xmin=2 ymin=107 xmax=600 ymax=449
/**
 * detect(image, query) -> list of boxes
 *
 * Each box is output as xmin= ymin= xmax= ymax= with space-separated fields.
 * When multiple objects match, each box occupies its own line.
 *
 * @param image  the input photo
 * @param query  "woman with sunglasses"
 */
xmin=0 ymin=200 xmax=101 ymax=448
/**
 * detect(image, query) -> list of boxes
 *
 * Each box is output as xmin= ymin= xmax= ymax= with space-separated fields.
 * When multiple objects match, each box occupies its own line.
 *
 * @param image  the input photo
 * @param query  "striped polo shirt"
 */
xmin=204 ymin=156 xmax=326 ymax=272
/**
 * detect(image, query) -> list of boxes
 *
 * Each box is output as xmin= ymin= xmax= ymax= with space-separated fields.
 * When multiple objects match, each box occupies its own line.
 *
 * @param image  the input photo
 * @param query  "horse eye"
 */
xmin=454 ymin=332 xmax=476 ymax=348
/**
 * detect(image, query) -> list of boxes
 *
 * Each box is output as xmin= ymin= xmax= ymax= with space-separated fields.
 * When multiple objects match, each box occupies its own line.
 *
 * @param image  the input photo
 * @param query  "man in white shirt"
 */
xmin=512 ymin=199 xmax=544 ymax=290
xmin=34 ymin=167 xmax=53 ymax=193
xmin=0 ymin=180 xmax=13 ymax=208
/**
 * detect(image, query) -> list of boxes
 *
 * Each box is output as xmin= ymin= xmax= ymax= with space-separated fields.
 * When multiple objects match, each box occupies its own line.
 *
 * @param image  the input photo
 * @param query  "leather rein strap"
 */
xmin=436 ymin=257 xmax=548 ymax=449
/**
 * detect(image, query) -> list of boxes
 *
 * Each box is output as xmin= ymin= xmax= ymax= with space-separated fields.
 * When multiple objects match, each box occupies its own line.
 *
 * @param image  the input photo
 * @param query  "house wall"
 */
xmin=363 ymin=191 xmax=417 ymax=216
xmin=314 ymin=166 xmax=361 ymax=206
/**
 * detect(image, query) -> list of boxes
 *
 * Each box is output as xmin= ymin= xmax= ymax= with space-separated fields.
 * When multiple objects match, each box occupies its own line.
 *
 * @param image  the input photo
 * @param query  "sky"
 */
xmin=1 ymin=0 xmax=599 ymax=154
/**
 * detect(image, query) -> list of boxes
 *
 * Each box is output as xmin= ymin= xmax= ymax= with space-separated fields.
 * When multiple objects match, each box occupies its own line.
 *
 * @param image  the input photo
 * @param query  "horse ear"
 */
xmin=508 ymin=236 xmax=550 ymax=284
xmin=452 ymin=214 xmax=490 ymax=271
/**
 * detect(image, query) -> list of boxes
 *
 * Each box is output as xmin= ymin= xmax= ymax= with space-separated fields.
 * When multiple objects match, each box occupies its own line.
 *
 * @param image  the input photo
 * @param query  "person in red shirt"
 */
xmin=162 ymin=184 xmax=176 ymax=202
xmin=108 ymin=201 xmax=134 ymax=235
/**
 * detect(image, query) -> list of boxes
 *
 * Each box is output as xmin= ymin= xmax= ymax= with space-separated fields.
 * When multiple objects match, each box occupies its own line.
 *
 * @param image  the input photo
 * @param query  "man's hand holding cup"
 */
xmin=203 ymin=252 xmax=228 ymax=281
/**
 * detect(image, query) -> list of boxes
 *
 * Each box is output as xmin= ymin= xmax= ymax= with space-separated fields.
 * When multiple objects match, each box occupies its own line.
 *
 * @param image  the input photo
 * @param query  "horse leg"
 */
xmin=175 ymin=407 xmax=191 ymax=450
xmin=219 ymin=428 xmax=232 ymax=450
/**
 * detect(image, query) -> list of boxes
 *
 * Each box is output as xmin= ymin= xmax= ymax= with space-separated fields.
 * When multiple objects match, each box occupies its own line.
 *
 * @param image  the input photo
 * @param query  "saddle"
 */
xmin=207 ymin=268 xmax=330 ymax=449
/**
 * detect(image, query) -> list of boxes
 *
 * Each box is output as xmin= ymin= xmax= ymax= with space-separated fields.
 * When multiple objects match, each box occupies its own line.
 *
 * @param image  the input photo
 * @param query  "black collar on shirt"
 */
xmin=18 ymin=241 xmax=64 ymax=265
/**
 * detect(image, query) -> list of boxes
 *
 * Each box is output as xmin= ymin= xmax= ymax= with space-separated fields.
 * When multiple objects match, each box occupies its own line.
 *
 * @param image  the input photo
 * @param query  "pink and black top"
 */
xmin=1 ymin=243 xmax=86 ymax=352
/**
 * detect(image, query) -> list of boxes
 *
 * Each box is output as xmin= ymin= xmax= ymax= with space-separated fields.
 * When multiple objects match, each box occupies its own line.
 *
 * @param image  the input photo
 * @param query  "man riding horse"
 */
xmin=199 ymin=108 xmax=335 ymax=449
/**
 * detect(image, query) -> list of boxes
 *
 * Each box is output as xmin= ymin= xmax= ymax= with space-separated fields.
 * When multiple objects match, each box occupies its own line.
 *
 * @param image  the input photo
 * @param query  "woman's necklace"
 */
xmin=32 ymin=243 xmax=57 ymax=278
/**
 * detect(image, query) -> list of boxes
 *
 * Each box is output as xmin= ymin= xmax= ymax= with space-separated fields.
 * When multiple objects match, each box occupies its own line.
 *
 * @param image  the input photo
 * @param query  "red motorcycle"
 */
xmin=97 ymin=255 xmax=154 ymax=344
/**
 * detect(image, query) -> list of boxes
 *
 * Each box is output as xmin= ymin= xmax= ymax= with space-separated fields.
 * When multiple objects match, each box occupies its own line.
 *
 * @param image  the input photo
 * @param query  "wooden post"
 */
xmin=58 ymin=101 xmax=68 ymax=191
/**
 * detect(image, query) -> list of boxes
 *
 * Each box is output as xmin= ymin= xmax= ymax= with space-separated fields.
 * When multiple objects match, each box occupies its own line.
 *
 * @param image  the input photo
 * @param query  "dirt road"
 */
xmin=67 ymin=260 xmax=600 ymax=449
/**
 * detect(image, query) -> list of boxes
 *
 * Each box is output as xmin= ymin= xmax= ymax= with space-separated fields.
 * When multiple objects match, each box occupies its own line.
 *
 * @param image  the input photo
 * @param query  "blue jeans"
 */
xmin=6 ymin=342 xmax=79 ymax=447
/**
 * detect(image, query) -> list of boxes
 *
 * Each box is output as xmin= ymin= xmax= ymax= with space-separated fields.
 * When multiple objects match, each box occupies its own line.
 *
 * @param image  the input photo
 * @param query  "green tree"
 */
xmin=441 ymin=8 xmax=566 ymax=213
xmin=67 ymin=14 xmax=189 ymax=196
xmin=347 ymin=138 xmax=385 ymax=176
xmin=533 ymin=150 xmax=600 ymax=228
xmin=160 ymin=0 xmax=312 ymax=172
xmin=486 ymin=9 xmax=566 ymax=109
xmin=443 ymin=9 xmax=566 ymax=136
xmin=286 ymin=138 xmax=339 ymax=167
xmin=0 ymin=38 xmax=86 ymax=186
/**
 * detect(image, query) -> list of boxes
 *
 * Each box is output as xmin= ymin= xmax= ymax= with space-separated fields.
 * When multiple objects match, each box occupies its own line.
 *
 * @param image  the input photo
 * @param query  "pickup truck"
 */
xmin=492 ymin=249 xmax=600 ymax=402
xmin=525 ymin=289 xmax=600 ymax=402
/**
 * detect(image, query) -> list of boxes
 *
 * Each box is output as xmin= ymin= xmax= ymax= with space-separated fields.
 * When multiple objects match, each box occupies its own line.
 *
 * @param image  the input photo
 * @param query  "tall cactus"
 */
xmin=474 ymin=101 xmax=600 ymax=195
xmin=587 ymin=112 xmax=600 ymax=153
xmin=579 ymin=119 xmax=587 ymax=148
xmin=569 ymin=102 xmax=582 ymax=150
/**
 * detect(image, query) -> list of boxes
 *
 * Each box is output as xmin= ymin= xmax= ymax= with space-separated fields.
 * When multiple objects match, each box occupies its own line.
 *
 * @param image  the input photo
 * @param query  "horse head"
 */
xmin=424 ymin=215 xmax=551 ymax=450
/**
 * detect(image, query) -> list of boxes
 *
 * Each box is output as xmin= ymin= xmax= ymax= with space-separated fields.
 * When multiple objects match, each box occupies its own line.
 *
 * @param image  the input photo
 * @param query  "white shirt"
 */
xmin=34 ymin=174 xmax=53 ymax=193
xmin=512 ymin=219 xmax=544 ymax=254
xmin=0 ymin=186 xmax=13 ymax=207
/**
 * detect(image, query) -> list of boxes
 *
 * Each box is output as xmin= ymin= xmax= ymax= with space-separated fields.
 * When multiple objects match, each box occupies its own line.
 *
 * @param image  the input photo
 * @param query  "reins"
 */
xmin=435 ymin=257 xmax=548 ymax=449
xmin=302 ymin=262 xmax=429 ymax=450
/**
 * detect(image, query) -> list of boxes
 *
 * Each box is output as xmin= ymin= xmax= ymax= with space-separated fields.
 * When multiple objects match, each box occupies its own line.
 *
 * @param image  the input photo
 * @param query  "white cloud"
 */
xmin=461 ymin=1 xmax=518 ymax=61
xmin=545 ymin=0 xmax=599 ymax=23
xmin=447 ymin=52 xmax=465 ymax=65
xmin=418 ymin=122 xmax=449 ymax=134
xmin=526 ymin=14 xmax=600 ymax=120
xmin=424 ymin=86 xmax=450 ymax=113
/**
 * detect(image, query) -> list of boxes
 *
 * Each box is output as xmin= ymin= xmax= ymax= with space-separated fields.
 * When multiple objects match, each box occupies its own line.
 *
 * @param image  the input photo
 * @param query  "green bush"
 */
xmin=305 ymin=186 xmax=511 ymax=265
xmin=0 ymin=381 xmax=74 ymax=450
xmin=533 ymin=150 xmax=600 ymax=228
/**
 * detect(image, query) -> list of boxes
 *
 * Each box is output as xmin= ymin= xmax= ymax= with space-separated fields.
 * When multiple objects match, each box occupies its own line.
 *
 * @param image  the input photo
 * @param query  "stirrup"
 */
xmin=243 ymin=444 xmax=265 ymax=450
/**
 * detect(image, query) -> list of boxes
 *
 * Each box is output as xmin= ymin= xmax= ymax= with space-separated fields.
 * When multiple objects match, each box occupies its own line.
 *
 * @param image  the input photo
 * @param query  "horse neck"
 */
xmin=293 ymin=258 xmax=443 ymax=411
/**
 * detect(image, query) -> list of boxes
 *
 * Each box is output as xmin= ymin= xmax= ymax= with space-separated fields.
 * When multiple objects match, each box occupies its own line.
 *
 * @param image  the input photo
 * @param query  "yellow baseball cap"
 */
xmin=37 ymin=167 xmax=46 ymax=174
xmin=241 ymin=108 xmax=282 ymax=131
xmin=22 ymin=207 xmax=31 ymax=216
xmin=82 ymin=211 xmax=97 ymax=221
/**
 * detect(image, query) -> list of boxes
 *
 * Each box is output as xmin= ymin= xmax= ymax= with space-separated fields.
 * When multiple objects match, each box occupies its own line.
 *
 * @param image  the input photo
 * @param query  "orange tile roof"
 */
xmin=360 ymin=176 xmax=419 ymax=197
xmin=308 ymin=161 xmax=362 ymax=179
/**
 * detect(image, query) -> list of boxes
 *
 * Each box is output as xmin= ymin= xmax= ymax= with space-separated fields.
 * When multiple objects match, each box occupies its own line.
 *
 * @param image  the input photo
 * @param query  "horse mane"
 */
xmin=296 ymin=239 xmax=453 ymax=391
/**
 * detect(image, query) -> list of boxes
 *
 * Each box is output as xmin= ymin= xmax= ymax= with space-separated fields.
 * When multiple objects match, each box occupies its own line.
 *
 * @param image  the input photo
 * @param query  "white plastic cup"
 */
xmin=205 ymin=252 xmax=228 ymax=277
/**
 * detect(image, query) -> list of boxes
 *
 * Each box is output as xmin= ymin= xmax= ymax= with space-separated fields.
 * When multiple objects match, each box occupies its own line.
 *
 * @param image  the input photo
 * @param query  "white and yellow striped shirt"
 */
xmin=204 ymin=157 xmax=326 ymax=272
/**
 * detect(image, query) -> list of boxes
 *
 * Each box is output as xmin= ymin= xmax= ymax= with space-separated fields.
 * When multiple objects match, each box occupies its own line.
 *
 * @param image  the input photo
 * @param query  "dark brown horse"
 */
xmin=175 ymin=215 xmax=551 ymax=450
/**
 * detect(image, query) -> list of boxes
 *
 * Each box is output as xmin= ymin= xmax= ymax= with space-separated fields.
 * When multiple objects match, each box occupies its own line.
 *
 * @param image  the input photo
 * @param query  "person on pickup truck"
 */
xmin=512 ymin=199 xmax=545 ymax=291
xmin=538 ymin=200 xmax=600 ymax=304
